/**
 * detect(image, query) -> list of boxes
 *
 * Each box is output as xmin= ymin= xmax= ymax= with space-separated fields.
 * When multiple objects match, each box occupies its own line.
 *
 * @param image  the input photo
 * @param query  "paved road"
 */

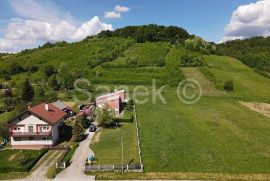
xmin=54 ymin=129 xmax=95 ymax=181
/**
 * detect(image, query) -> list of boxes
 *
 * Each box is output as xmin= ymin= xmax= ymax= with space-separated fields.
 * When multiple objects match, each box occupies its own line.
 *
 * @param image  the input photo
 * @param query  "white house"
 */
xmin=8 ymin=103 xmax=67 ymax=149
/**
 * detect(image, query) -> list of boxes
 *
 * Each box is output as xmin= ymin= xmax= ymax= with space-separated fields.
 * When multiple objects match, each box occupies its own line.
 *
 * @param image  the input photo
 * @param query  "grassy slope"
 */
xmin=136 ymin=56 xmax=270 ymax=173
xmin=203 ymin=55 xmax=270 ymax=101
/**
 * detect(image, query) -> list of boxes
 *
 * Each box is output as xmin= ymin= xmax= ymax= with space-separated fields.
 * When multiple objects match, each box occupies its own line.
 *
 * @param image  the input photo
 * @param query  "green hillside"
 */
xmin=1 ymin=25 xmax=270 ymax=176
xmin=217 ymin=36 xmax=270 ymax=77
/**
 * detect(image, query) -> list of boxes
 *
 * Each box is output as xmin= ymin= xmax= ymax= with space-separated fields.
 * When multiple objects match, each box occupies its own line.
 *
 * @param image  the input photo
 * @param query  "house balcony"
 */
xmin=10 ymin=131 xmax=52 ymax=137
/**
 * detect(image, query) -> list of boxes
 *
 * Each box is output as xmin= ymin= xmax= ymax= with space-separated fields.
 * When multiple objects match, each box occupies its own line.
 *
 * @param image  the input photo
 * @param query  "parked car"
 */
xmin=89 ymin=124 xmax=97 ymax=132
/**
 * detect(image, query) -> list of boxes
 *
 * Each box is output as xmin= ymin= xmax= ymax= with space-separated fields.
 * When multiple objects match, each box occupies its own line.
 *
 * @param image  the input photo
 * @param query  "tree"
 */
xmin=96 ymin=105 xmax=113 ymax=127
xmin=80 ymin=115 xmax=90 ymax=128
xmin=49 ymin=74 xmax=59 ymax=90
xmin=43 ymin=65 xmax=56 ymax=77
xmin=44 ymin=91 xmax=58 ymax=102
xmin=0 ymin=123 xmax=9 ymax=140
xmin=125 ymin=99 xmax=134 ymax=111
xmin=21 ymin=79 xmax=35 ymax=103
xmin=72 ymin=117 xmax=84 ymax=142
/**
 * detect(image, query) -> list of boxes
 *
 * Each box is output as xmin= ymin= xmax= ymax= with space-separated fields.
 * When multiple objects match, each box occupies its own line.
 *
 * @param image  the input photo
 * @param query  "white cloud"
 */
xmin=104 ymin=5 xmax=130 ymax=19
xmin=114 ymin=5 xmax=130 ymax=13
xmin=104 ymin=11 xmax=121 ymax=19
xmin=0 ymin=1 xmax=113 ymax=52
xmin=9 ymin=0 xmax=72 ymax=22
xmin=219 ymin=36 xmax=244 ymax=43
xmin=73 ymin=16 xmax=113 ymax=39
xmin=221 ymin=0 xmax=270 ymax=42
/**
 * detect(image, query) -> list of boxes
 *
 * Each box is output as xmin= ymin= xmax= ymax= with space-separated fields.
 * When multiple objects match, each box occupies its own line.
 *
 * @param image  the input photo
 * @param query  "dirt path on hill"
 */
xmin=182 ymin=67 xmax=224 ymax=96
xmin=240 ymin=101 xmax=270 ymax=118
xmin=25 ymin=150 xmax=65 ymax=181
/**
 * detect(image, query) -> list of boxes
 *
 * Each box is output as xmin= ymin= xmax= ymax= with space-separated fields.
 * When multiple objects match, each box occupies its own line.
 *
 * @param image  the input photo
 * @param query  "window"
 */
xmin=42 ymin=126 xmax=50 ymax=131
xmin=13 ymin=127 xmax=21 ymax=131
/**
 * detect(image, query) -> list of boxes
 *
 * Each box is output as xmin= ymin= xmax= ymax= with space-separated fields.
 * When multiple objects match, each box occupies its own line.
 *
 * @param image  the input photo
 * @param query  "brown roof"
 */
xmin=28 ymin=103 xmax=67 ymax=125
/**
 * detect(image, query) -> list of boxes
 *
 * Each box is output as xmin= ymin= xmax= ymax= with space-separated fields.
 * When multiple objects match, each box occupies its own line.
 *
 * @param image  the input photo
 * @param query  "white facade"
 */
xmin=10 ymin=112 xmax=63 ymax=149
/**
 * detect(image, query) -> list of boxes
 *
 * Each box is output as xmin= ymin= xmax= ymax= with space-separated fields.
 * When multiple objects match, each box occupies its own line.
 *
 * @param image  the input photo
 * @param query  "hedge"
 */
xmin=113 ymin=111 xmax=133 ymax=123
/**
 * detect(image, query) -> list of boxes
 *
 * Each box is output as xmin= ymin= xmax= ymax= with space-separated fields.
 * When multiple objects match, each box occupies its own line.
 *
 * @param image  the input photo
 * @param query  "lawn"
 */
xmin=136 ymin=89 xmax=270 ymax=173
xmin=90 ymin=56 xmax=270 ymax=174
xmin=90 ymin=123 xmax=140 ymax=165
xmin=0 ymin=149 xmax=47 ymax=173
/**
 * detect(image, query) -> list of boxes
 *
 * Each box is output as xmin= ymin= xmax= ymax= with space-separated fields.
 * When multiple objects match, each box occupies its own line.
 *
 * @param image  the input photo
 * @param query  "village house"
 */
xmin=96 ymin=90 xmax=126 ymax=115
xmin=8 ymin=103 xmax=67 ymax=149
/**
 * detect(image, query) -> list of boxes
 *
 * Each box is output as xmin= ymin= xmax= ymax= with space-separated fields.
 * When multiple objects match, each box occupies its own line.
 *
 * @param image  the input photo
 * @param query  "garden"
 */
xmin=0 ymin=149 xmax=47 ymax=173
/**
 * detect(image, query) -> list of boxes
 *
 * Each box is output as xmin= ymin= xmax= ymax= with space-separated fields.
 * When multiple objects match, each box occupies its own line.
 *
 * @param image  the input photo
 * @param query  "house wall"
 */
xmin=9 ymin=113 xmax=64 ymax=149
xmin=10 ymin=114 xmax=49 ymax=133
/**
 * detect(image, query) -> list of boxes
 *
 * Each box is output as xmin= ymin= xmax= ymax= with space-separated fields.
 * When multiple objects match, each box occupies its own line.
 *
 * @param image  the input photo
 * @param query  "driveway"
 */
xmin=54 ymin=129 xmax=96 ymax=181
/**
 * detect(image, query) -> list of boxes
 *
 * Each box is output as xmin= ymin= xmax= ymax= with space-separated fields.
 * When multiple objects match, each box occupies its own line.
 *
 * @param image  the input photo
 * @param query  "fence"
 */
xmin=133 ymin=94 xmax=143 ymax=169
xmin=85 ymin=164 xmax=143 ymax=172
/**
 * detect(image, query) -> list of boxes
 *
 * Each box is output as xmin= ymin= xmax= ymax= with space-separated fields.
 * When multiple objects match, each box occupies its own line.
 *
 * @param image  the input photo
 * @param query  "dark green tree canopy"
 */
xmin=21 ymin=79 xmax=35 ymax=103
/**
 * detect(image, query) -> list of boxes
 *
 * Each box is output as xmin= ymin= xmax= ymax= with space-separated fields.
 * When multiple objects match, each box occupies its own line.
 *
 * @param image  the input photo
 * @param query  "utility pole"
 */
xmin=121 ymin=137 xmax=124 ymax=174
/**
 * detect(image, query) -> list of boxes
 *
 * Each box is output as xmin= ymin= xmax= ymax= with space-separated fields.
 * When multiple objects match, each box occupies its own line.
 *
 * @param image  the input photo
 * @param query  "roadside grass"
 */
xmin=0 ymin=149 xmax=47 ymax=173
xmin=0 ymin=172 xmax=28 ymax=180
xmin=93 ymin=172 xmax=270 ymax=180
xmin=136 ymin=89 xmax=270 ymax=173
xmin=90 ymin=123 xmax=139 ymax=165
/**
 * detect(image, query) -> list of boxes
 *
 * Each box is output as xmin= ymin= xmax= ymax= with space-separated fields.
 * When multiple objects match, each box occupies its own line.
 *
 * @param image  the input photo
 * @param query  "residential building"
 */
xmin=96 ymin=90 xmax=126 ymax=115
xmin=8 ymin=103 xmax=67 ymax=149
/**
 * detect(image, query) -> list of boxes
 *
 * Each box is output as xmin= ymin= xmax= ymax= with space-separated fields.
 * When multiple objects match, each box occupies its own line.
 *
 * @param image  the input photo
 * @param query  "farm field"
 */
xmin=90 ymin=122 xmax=140 ymax=165
xmin=136 ymin=91 xmax=270 ymax=173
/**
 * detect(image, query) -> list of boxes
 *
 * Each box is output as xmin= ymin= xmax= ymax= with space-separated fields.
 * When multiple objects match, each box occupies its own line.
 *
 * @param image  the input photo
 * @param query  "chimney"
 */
xmin=45 ymin=103 xmax=49 ymax=111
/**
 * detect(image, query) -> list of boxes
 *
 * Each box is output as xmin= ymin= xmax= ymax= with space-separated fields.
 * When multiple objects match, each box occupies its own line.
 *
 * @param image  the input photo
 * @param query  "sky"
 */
xmin=0 ymin=0 xmax=269 ymax=52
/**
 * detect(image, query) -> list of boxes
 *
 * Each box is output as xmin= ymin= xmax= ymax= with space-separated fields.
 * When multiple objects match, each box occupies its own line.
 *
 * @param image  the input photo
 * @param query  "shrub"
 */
xmin=224 ymin=80 xmax=234 ymax=91
xmin=113 ymin=111 xmax=133 ymax=123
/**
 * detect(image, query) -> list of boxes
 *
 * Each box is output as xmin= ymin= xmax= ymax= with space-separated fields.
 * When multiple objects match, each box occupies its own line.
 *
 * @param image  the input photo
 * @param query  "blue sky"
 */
xmin=1 ymin=0 xmax=268 ymax=52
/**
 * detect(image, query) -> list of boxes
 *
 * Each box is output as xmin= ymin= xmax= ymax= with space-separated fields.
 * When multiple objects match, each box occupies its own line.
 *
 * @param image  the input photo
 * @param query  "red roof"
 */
xmin=29 ymin=103 xmax=67 ymax=125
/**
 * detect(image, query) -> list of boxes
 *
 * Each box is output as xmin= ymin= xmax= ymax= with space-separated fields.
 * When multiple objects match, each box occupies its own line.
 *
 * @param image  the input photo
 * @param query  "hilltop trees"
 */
xmin=96 ymin=24 xmax=190 ymax=43
xmin=217 ymin=36 xmax=270 ymax=76
xmin=185 ymin=36 xmax=216 ymax=54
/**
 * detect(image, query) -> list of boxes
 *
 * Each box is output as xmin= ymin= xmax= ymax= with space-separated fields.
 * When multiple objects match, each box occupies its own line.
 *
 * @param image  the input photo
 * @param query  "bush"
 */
xmin=113 ymin=111 xmax=133 ymax=123
xmin=224 ymin=80 xmax=234 ymax=91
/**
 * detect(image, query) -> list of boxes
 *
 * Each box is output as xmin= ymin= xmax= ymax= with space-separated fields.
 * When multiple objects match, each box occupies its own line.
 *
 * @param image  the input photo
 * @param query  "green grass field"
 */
xmin=90 ymin=123 xmax=139 ymax=165
xmin=0 ymin=149 xmax=47 ymax=173
xmin=136 ymin=90 xmax=270 ymax=173
xmin=133 ymin=56 xmax=270 ymax=173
